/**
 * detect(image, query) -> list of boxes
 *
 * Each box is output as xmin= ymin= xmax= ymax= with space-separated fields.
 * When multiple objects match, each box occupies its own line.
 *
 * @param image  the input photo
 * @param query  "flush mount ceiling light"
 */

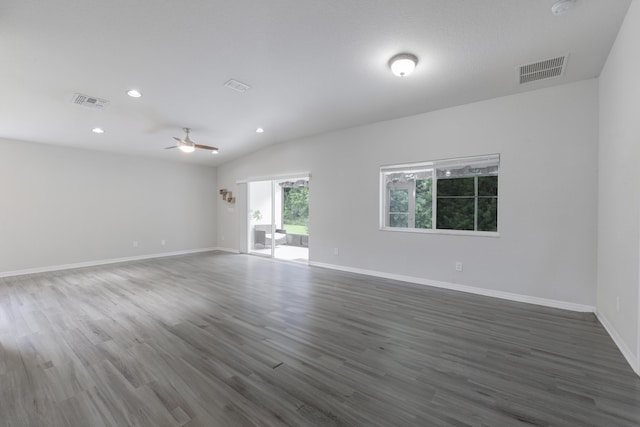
xmin=127 ymin=89 xmax=142 ymax=98
xmin=551 ymin=0 xmax=575 ymax=16
xmin=92 ymin=127 xmax=104 ymax=134
xmin=389 ymin=53 xmax=418 ymax=77
xmin=256 ymin=127 xmax=264 ymax=133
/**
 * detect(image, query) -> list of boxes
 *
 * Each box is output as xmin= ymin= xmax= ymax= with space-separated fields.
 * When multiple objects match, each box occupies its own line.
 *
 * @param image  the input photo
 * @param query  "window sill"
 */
xmin=380 ymin=227 xmax=500 ymax=238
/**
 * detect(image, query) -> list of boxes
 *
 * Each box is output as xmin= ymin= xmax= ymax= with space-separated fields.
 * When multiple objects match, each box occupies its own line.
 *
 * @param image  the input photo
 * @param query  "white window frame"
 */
xmin=380 ymin=154 xmax=500 ymax=237
xmin=386 ymin=183 xmax=414 ymax=228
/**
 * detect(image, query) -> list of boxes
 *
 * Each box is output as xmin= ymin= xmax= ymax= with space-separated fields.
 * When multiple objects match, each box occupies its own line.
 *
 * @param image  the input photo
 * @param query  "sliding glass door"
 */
xmin=247 ymin=177 xmax=309 ymax=262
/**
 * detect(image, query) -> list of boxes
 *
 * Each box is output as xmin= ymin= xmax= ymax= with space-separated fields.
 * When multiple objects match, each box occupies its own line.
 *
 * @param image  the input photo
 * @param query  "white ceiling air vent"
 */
xmin=518 ymin=55 xmax=568 ymax=84
xmin=71 ymin=93 xmax=110 ymax=109
xmin=224 ymin=79 xmax=251 ymax=93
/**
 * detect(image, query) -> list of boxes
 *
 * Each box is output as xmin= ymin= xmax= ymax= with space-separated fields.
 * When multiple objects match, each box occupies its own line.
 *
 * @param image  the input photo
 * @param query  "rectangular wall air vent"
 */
xmin=518 ymin=55 xmax=568 ymax=84
xmin=71 ymin=93 xmax=110 ymax=109
xmin=224 ymin=79 xmax=251 ymax=93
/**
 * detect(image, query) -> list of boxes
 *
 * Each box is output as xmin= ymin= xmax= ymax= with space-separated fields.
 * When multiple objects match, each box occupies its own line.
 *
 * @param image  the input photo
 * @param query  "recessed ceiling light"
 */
xmin=127 ymin=89 xmax=142 ymax=98
xmin=92 ymin=127 xmax=104 ymax=134
xmin=389 ymin=53 xmax=418 ymax=77
xmin=256 ymin=127 xmax=264 ymax=133
xmin=551 ymin=0 xmax=574 ymax=16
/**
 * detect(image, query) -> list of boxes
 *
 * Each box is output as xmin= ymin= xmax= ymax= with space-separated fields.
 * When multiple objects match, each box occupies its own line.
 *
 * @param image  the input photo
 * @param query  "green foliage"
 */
xmin=477 ymin=197 xmax=497 ymax=231
xmin=283 ymin=224 xmax=309 ymax=235
xmin=389 ymin=189 xmax=408 ymax=212
xmin=388 ymin=182 xmax=432 ymax=228
xmin=389 ymin=189 xmax=409 ymax=228
xmin=476 ymin=176 xmax=498 ymax=231
xmin=251 ymin=209 xmax=263 ymax=221
xmin=436 ymin=198 xmax=475 ymax=230
xmin=384 ymin=173 xmax=497 ymax=232
xmin=478 ymin=176 xmax=498 ymax=196
xmin=415 ymin=179 xmax=432 ymax=229
xmin=283 ymin=187 xmax=309 ymax=231
xmin=436 ymin=176 xmax=497 ymax=231
xmin=389 ymin=213 xmax=408 ymax=227
xmin=438 ymin=177 xmax=474 ymax=196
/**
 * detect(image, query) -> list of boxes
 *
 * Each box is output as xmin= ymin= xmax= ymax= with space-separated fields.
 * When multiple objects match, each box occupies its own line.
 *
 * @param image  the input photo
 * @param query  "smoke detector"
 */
xmin=551 ymin=0 xmax=575 ymax=16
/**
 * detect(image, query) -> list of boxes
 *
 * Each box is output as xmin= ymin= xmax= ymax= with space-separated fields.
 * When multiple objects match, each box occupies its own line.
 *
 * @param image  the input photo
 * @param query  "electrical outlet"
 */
xmin=455 ymin=261 xmax=463 ymax=272
xmin=334 ymin=248 xmax=339 ymax=256
xmin=133 ymin=241 xmax=138 ymax=248
xmin=161 ymin=240 xmax=166 ymax=246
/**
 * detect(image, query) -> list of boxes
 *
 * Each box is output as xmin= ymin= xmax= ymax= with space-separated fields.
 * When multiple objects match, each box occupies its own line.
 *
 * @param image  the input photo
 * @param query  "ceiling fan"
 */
xmin=165 ymin=128 xmax=219 ymax=154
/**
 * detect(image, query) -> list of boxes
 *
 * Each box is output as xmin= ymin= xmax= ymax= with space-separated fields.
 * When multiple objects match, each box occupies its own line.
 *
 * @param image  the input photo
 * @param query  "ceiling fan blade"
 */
xmin=165 ymin=145 xmax=178 ymax=149
xmin=195 ymin=144 xmax=218 ymax=151
xmin=173 ymin=136 xmax=183 ymax=142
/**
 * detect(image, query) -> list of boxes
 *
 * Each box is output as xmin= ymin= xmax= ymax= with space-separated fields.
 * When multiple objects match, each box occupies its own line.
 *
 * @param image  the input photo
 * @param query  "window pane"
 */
xmin=478 ymin=176 xmax=498 ymax=197
xmin=381 ymin=155 xmax=498 ymax=233
xmin=436 ymin=198 xmax=474 ymax=230
xmin=477 ymin=198 xmax=497 ymax=231
xmin=389 ymin=213 xmax=408 ymax=228
xmin=437 ymin=177 xmax=474 ymax=197
xmin=415 ymin=179 xmax=432 ymax=229
xmin=283 ymin=187 xmax=309 ymax=233
xmin=389 ymin=189 xmax=409 ymax=212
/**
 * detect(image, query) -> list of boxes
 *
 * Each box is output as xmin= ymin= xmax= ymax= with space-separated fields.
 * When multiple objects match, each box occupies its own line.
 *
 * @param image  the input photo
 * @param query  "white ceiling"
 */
xmin=0 ymin=0 xmax=631 ymax=166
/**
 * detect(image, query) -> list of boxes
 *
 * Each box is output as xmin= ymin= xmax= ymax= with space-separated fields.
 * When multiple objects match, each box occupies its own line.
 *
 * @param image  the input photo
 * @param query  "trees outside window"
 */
xmin=282 ymin=186 xmax=309 ymax=235
xmin=415 ymin=179 xmax=433 ymax=229
xmin=381 ymin=154 xmax=498 ymax=234
xmin=389 ymin=188 xmax=409 ymax=227
xmin=436 ymin=176 xmax=497 ymax=231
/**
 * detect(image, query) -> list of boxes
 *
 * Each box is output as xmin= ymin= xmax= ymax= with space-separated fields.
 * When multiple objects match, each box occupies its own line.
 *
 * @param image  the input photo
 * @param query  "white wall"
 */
xmin=0 ymin=138 xmax=217 ymax=274
xmin=217 ymin=79 xmax=599 ymax=307
xmin=597 ymin=0 xmax=640 ymax=371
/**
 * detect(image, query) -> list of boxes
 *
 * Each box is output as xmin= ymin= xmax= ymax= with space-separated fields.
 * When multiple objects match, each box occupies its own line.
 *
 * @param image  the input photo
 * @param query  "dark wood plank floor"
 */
xmin=1 ymin=251 xmax=639 ymax=426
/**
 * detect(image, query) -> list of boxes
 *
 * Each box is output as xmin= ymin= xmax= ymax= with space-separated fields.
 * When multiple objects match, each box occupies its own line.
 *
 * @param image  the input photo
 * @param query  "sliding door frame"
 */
xmin=240 ymin=172 xmax=310 ymax=260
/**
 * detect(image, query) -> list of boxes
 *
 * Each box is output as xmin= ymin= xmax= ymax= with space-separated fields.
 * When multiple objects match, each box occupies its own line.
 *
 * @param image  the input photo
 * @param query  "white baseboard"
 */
xmin=308 ymin=261 xmax=595 ymax=313
xmin=595 ymin=311 xmax=639 ymax=376
xmin=0 ymin=247 xmax=220 ymax=278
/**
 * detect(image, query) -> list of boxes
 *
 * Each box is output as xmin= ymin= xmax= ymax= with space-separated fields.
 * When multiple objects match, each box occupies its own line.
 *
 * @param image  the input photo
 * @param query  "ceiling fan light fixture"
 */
xmin=179 ymin=144 xmax=195 ymax=153
xmin=167 ymin=128 xmax=217 ymax=155
xmin=389 ymin=53 xmax=418 ymax=77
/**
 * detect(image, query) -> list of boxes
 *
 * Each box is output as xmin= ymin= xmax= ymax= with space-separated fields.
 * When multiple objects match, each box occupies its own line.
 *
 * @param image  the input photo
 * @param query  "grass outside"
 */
xmin=283 ymin=224 xmax=308 ymax=235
